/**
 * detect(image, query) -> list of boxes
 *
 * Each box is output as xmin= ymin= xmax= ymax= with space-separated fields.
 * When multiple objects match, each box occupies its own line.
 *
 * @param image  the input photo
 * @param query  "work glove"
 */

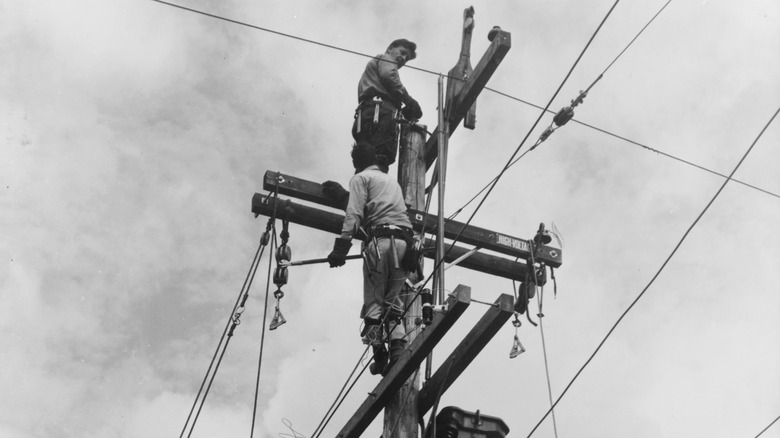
xmin=327 ymin=237 xmax=353 ymax=268
xmin=401 ymin=97 xmax=423 ymax=120
xmin=322 ymin=180 xmax=349 ymax=210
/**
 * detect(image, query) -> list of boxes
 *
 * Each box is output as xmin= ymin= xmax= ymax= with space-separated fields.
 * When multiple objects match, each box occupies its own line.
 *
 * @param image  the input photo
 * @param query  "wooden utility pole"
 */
xmin=384 ymin=123 xmax=428 ymax=437
xmin=250 ymin=8 xmax=563 ymax=436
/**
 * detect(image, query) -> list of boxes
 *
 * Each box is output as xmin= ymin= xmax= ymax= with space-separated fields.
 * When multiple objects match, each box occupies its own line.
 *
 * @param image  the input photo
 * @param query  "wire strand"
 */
xmin=754 ymin=413 xmax=780 ymax=438
xmin=150 ymin=0 xmax=780 ymax=203
xmin=525 ymin=105 xmax=780 ymax=437
xmin=310 ymin=345 xmax=371 ymax=438
xmin=179 ymin=237 xmax=267 ymax=437
xmin=535 ymin=287 xmax=559 ymax=438
xmin=413 ymin=0 xmax=623 ymax=296
xmin=251 ymin=227 xmax=279 ymax=437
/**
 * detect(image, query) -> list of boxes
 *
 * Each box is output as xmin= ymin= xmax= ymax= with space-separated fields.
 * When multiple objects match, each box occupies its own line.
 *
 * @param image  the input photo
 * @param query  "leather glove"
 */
xmin=327 ymin=237 xmax=353 ymax=268
xmin=322 ymin=180 xmax=349 ymax=210
xmin=401 ymin=97 xmax=423 ymax=120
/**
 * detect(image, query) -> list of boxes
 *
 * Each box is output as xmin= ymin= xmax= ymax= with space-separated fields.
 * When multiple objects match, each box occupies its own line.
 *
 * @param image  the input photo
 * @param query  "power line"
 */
xmin=436 ymin=0 xmax=623 ymax=279
xmin=754 ymin=413 xmax=780 ymax=438
xmin=149 ymin=0 xmax=780 ymax=201
xmin=525 ymin=104 xmax=780 ymax=437
xmin=485 ymin=86 xmax=780 ymax=200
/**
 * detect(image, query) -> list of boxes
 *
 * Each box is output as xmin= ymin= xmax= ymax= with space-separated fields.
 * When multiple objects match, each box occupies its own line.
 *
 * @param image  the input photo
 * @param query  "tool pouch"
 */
xmin=400 ymin=234 xmax=423 ymax=272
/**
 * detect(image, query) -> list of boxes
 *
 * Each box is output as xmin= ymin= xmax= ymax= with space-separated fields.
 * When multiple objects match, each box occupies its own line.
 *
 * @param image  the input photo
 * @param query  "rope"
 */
xmin=311 ymin=347 xmax=373 ymax=438
xmin=535 ymin=285 xmax=559 ymax=438
xmin=310 ymin=345 xmax=370 ymax=437
xmin=251 ymin=228 xmax=279 ymax=437
xmin=179 ymin=231 xmax=269 ymax=438
xmin=526 ymin=105 xmax=780 ymax=437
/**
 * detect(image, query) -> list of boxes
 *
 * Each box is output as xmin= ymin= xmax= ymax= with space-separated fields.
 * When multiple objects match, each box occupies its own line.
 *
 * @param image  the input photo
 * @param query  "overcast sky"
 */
xmin=2 ymin=0 xmax=779 ymax=437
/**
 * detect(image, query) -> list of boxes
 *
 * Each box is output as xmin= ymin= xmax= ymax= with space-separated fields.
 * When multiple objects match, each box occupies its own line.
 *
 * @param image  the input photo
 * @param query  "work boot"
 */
xmin=361 ymin=319 xmax=384 ymax=346
xmin=382 ymin=339 xmax=407 ymax=376
xmin=369 ymin=344 xmax=388 ymax=375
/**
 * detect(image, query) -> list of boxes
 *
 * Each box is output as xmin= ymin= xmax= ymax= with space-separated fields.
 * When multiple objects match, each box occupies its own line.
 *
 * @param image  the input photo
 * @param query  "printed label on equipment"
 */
xmin=494 ymin=234 xmax=530 ymax=251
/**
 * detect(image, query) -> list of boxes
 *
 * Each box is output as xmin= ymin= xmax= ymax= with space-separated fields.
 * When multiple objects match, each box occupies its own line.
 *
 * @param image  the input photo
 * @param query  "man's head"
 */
xmin=386 ymin=39 xmax=417 ymax=67
xmin=351 ymin=141 xmax=377 ymax=172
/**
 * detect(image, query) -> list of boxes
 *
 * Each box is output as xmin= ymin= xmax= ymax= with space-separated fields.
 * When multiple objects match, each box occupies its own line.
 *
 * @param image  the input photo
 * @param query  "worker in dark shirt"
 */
xmin=352 ymin=39 xmax=423 ymax=172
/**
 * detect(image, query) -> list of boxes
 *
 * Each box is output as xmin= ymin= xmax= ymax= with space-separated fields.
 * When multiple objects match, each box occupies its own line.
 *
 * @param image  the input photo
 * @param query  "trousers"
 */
xmin=361 ymin=236 xmax=408 ymax=341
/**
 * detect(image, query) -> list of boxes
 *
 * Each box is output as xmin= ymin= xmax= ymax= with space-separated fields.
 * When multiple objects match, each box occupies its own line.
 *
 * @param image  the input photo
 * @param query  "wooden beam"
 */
xmin=336 ymin=285 xmax=473 ymax=438
xmin=424 ymin=29 xmax=512 ymax=169
xmin=252 ymin=194 xmax=529 ymax=281
xmin=424 ymin=238 xmax=527 ymax=281
xmin=260 ymin=171 xmax=562 ymax=267
xmin=417 ymin=293 xmax=515 ymax=417
xmin=263 ymin=170 xmax=346 ymax=211
xmin=410 ymin=209 xmax=562 ymax=268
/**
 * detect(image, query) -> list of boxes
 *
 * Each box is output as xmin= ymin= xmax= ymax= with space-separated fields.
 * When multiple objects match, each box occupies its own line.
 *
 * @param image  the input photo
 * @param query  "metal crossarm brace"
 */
xmin=336 ymin=285 xmax=472 ymax=438
xmin=417 ymin=293 xmax=514 ymax=417
xmin=252 ymin=194 xmax=530 ymax=281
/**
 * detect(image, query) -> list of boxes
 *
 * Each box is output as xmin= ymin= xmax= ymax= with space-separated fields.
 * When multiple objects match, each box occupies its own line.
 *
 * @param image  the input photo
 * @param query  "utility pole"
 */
xmin=384 ymin=123 xmax=427 ymax=437
xmin=250 ymin=7 xmax=562 ymax=436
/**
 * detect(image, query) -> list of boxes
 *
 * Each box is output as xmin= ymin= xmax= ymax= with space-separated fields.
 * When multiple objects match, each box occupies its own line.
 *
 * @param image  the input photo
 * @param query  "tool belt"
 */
xmin=370 ymin=224 xmax=413 ymax=242
xmin=358 ymin=95 xmax=400 ymax=110
xmin=369 ymin=224 xmax=421 ymax=272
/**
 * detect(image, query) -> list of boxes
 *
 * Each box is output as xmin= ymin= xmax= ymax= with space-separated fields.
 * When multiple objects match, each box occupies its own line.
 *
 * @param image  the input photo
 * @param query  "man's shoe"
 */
xmin=382 ymin=339 xmax=407 ymax=376
xmin=369 ymin=345 xmax=388 ymax=375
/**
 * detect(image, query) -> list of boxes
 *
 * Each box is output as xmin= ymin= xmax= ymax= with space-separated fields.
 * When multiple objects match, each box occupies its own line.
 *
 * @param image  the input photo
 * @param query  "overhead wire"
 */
xmin=754 ymin=413 xmax=780 ymax=438
xmin=148 ymin=0 xmax=780 ymax=204
xmin=415 ymin=0 xmax=624 ymax=297
xmin=151 ymin=0 xmax=780 ymax=433
xmin=525 ymin=105 xmax=780 ymax=437
xmin=449 ymin=0 xmax=675 ymax=221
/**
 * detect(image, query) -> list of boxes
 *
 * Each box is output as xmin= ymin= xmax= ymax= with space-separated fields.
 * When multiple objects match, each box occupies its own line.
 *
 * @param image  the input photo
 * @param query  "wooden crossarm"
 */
xmin=260 ymin=171 xmax=562 ymax=268
xmin=336 ymin=285 xmax=472 ymax=438
xmin=424 ymin=29 xmax=512 ymax=170
xmin=417 ymin=293 xmax=515 ymax=417
xmin=251 ymin=194 xmax=529 ymax=280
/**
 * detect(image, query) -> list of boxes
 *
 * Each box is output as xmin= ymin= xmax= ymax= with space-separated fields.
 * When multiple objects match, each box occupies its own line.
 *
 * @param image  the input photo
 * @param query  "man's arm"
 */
xmin=329 ymin=175 xmax=367 ymax=268
xmin=376 ymin=55 xmax=409 ymax=104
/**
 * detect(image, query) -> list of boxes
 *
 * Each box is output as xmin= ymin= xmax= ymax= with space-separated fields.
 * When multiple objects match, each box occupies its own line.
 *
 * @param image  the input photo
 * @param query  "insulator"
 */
xmin=533 ymin=222 xmax=553 ymax=246
xmin=276 ymin=244 xmax=291 ymax=263
xmin=420 ymin=289 xmax=434 ymax=325
xmin=553 ymin=106 xmax=575 ymax=127
xmin=539 ymin=126 xmax=554 ymax=142
xmin=273 ymin=266 xmax=288 ymax=286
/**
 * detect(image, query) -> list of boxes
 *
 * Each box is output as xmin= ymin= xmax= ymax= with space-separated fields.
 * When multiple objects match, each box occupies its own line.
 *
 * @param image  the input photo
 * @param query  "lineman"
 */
xmin=352 ymin=39 xmax=423 ymax=173
xmin=327 ymin=142 xmax=414 ymax=376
